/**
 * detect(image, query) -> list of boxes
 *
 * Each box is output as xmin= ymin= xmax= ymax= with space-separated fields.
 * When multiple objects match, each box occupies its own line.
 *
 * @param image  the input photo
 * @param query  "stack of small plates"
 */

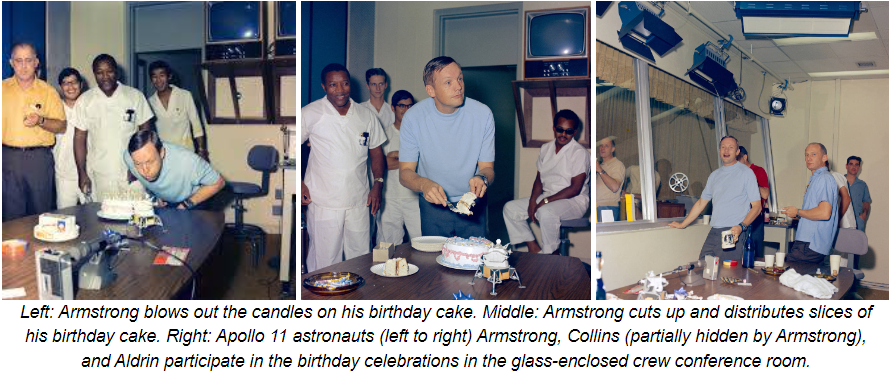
xmin=410 ymin=236 xmax=447 ymax=252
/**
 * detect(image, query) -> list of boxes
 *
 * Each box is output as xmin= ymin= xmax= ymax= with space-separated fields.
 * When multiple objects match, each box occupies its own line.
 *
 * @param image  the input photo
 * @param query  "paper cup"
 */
xmin=830 ymin=255 xmax=841 ymax=276
xmin=775 ymin=252 xmax=786 ymax=268
xmin=764 ymin=255 xmax=775 ymax=268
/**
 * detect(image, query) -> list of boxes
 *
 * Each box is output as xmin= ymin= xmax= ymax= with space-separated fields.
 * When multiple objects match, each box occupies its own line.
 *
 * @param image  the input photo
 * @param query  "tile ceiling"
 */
xmin=684 ymin=1 xmax=889 ymax=81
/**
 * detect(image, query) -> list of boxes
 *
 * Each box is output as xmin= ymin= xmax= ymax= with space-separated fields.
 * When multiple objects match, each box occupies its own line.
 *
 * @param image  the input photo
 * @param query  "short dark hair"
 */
xmin=128 ymin=129 xmax=164 ymax=154
xmin=737 ymin=145 xmax=748 ymax=157
xmin=321 ymin=63 xmax=349 ymax=83
xmin=391 ymin=90 xmax=415 ymax=105
xmin=58 ymin=67 xmax=83 ymax=86
xmin=92 ymin=54 xmax=118 ymax=72
xmin=720 ymin=135 xmax=739 ymax=147
xmin=554 ymin=109 xmax=582 ymax=130
xmin=365 ymin=68 xmax=386 ymax=84
xmin=423 ymin=56 xmax=460 ymax=86
xmin=847 ymin=156 xmax=862 ymax=165
xmin=148 ymin=60 xmax=171 ymax=76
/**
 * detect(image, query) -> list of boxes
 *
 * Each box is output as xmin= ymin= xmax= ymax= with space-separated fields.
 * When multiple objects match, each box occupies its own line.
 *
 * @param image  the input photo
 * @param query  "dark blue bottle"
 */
xmin=742 ymin=230 xmax=755 ymax=268
xmin=595 ymin=251 xmax=606 ymax=300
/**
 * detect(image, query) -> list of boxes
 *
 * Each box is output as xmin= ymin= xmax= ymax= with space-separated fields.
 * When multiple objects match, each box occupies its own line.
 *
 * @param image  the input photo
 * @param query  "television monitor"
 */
xmin=524 ymin=7 xmax=591 ymax=79
xmin=277 ymin=1 xmax=296 ymax=38
xmin=205 ymin=1 xmax=264 ymax=61
xmin=206 ymin=1 xmax=261 ymax=43
xmin=274 ymin=1 xmax=296 ymax=57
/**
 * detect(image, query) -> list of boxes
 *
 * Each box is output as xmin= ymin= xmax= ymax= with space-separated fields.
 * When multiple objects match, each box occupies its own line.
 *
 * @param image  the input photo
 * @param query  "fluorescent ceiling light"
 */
xmin=774 ymin=32 xmax=878 ymax=46
xmin=808 ymin=69 xmax=889 ymax=77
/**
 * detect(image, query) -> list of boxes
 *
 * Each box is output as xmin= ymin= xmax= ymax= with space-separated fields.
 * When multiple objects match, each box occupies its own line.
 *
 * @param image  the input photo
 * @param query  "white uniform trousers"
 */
xmin=503 ymin=195 xmax=588 ymax=253
xmin=376 ymin=197 xmax=422 ymax=245
xmin=306 ymin=202 xmax=370 ymax=272
xmin=55 ymin=176 xmax=84 ymax=209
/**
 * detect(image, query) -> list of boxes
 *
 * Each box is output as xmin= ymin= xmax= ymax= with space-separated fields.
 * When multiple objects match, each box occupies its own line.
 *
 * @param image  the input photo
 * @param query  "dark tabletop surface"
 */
xmin=302 ymin=243 xmax=591 ymax=300
xmin=3 ymin=203 xmax=224 ymax=300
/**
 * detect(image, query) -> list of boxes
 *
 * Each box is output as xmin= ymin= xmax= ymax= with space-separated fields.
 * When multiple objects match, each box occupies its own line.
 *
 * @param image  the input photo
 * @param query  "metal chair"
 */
xmin=558 ymin=217 xmax=591 ymax=256
xmin=833 ymin=228 xmax=868 ymax=299
xmin=225 ymin=145 xmax=278 ymax=267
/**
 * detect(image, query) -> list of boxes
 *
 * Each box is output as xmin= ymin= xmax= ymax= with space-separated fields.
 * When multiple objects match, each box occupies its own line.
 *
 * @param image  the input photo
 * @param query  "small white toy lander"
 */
xmin=637 ymin=271 xmax=669 ymax=300
xmin=469 ymin=239 xmax=525 ymax=296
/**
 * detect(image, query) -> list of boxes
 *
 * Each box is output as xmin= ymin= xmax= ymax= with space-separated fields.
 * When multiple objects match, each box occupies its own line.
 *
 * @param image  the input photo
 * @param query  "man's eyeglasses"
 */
xmin=554 ymin=127 xmax=577 ymax=135
xmin=395 ymin=103 xmax=414 ymax=109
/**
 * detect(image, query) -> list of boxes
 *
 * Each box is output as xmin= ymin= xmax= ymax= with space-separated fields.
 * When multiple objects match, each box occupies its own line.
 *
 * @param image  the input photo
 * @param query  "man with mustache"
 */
xmin=301 ymin=63 xmax=386 ymax=272
xmin=74 ymin=54 xmax=153 ymax=201
xmin=399 ymin=56 xmax=495 ymax=238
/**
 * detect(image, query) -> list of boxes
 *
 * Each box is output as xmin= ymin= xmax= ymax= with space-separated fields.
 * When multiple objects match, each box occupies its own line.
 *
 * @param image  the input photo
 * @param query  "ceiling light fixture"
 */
xmin=773 ymin=31 xmax=878 ymax=46
xmin=735 ymin=1 xmax=865 ymax=38
xmin=616 ymin=1 xmax=682 ymax=61
xmin=808 ymin=69 xmax=889 ymax=77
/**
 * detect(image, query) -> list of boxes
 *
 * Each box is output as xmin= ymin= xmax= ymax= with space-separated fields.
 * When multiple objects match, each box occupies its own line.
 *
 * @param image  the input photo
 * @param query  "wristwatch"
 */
xmin=738 ymin=222 xmax=748 ymax=232
xmin=474 ymin=174 xmax=489 ymax=187
xmin=182 ymin=199 xmax=196 ymax=209
xmin=543 ymin=198 xmax=550 ymax=204
xmin=374 ymin=177 xmax=384 ymax=184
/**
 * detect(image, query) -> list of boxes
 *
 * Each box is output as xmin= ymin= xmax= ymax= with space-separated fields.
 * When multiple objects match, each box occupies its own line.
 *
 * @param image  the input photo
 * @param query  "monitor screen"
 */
xmin=528 ymin=12 xmax=586 ymax=57
xmin=207 ymin=1 xmax=261 ymax=42
xmin=278 ymin=1 xmax=296 ymax=37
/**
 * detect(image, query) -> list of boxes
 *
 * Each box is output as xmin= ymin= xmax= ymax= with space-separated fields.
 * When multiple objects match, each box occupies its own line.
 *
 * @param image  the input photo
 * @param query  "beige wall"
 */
xmin=69 ymin=2 xmax=293 ymax=234
xmin=70 ymin=2 xmax=126 ymax=88
xmin=374 ymin=1 xmax=592 ymax=259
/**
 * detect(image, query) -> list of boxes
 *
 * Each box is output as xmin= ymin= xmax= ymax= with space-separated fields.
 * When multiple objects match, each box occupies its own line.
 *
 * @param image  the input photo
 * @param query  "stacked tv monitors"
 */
xmin=275 ymin=1 xmax=296 ymax=57
xmin=205 ymin=1 xmax=264 ymax=61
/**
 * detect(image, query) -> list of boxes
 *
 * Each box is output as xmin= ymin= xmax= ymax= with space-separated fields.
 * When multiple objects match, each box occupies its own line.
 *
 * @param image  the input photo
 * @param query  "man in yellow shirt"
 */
xmin=2 ymin=42 xmax=67 ymax=221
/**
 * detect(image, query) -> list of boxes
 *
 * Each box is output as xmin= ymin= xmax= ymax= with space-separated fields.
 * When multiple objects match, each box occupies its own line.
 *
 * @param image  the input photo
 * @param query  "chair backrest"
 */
xmin=248 ymin=145 xmax=278 ymax=195
xmin=834 ymin=228 xmax=868 ymax=256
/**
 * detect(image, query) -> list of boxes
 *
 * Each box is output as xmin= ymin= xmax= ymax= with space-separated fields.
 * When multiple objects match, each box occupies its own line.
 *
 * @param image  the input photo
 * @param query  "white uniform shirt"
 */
xmin=74 ymin=82 xmax=154 ymax=181
xmin=381 ymin=123 xmax=415 ymax=199
xmin=359 ymin=100 xmax=394 ymax=132
xmin=149 ymin=85 xmax=203 ymax=150
xmin=537 ymin=138 xmax=591 ymax=204
xmin=831 ymin=171 xmax=857 ymax=229
xmin=302 ymin=97 xmax=386 ymax=210
xmin=54 ymin=103 xmax=79 ymax=181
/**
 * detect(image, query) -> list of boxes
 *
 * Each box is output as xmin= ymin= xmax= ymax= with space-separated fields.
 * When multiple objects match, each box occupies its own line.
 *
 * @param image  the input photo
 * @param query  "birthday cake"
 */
xmin=441 ymin=237 xmax=492 ymax=269
xmin=101 ymin=191 xmax=154 ymax=218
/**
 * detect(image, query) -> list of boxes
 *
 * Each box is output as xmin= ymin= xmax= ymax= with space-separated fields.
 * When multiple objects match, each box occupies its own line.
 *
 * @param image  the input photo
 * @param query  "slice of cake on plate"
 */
xmin=384 ymin=258 xmax=408 ymax=276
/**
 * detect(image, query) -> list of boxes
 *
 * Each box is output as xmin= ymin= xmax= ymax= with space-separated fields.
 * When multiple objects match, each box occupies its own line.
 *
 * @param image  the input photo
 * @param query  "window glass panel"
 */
xmin=595 ymin=42 xmax=639 ymax=221
xmin=725 ymin=101 xmax=769 ymax=208
xmin=649 ymin=66 xmax=717 ymax=219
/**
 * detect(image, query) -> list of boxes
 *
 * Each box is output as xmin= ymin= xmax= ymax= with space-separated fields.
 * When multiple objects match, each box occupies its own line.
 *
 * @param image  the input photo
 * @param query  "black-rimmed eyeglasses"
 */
xmin=554 ymin=127 xmax=577 ymax=135
xmin=395 ymin=103 xmax=414 ymax=109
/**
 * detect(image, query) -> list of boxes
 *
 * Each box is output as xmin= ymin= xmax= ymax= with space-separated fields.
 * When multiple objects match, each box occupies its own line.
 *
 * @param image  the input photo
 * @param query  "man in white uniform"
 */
xmin=827 ymin=161 xmax=856 ymax=230
xmin=301 ymin=63 xmax=387 ymax=272
xmin=74 ymin=54 xmax=154 ymax=201
xmin=358 ymin=68 xmax=394 ymax=129
xmin=148 ymin=60 xmax=207 ymax=159
xmin=376 ymin=90 xmax=422 ymax=245
xmin=503 ymin=110 xmax=590 ymax=254
xmin=54 ymin=67 xmax=86 ymax=208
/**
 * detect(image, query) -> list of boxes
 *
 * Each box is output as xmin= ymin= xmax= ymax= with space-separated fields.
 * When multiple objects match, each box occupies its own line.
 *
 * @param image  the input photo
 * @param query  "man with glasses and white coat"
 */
xmin=376 ymin=90 xmax=422 ymax=245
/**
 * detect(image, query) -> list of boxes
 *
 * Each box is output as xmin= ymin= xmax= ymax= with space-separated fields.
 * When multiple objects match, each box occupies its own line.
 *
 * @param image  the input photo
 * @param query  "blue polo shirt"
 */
xmin=846 ymin=175 xmax=871 ymax=231
xmin=795 ymin=167 xmax=839 ymax=255
xmin=701 ymin=161 xmax=760 ymax=228
xmin=124 ymin=143 xmax=221 ymax=203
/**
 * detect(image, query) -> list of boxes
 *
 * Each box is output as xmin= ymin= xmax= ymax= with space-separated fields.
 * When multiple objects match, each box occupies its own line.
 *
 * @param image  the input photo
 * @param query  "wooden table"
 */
xmin=302 ymin=243 xmax=591 ymax=300
xmin=609 ymin=259 xmax=854 ymax=300
xmin=2 ymin=203 xmax=224 ymax=300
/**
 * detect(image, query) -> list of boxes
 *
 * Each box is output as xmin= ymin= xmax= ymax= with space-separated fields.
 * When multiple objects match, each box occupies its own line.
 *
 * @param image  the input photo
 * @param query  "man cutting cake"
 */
xmin=399 ymin=56 xmax=495 ymax=238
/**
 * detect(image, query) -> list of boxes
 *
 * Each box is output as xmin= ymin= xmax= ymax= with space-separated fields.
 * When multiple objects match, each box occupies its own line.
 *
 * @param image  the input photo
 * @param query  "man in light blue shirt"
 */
xmin=669 ymin=136 xmax=762 ymax=262
xmin=782 ymin=143 xmax=839 ymax=265
xmin=399 ymin=56 xmax=495 ymax=238
xmin=124 ymin=130 xmax=224 ymax=209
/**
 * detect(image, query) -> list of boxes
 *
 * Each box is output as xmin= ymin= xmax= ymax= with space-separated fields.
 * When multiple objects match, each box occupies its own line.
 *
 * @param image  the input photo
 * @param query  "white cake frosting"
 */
xmin=441 ymin=237 xmax=491 ymax=268
xmin=102 ymin=198 xmax=154 ymax=217
xmin=384 ymin=258 xmax=409 ymax=276
xmin=454 ymin=192 xmax=477 ymax=215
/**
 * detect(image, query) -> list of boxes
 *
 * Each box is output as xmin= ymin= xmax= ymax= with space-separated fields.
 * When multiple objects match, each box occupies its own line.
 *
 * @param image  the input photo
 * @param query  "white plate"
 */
xmin=97 ymin=210 xmax=132 ymax=221
xmin=435 ymin=255 xmax=479 ymax=271
xmin=34 ymin=225 xmax=79 ymax=242
xmin=411 ymin=236 xmax=447 ymax=252
xmin=370 ymin=263 xmax=419 ymax=277
xmin=707 ymin=294 xmax=745 ymax=300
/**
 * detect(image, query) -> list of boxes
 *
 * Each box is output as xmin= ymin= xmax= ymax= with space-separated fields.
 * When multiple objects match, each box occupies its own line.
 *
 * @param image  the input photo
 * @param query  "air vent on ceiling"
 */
xmin=857 ymin=61 xmax=876 ymax=68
